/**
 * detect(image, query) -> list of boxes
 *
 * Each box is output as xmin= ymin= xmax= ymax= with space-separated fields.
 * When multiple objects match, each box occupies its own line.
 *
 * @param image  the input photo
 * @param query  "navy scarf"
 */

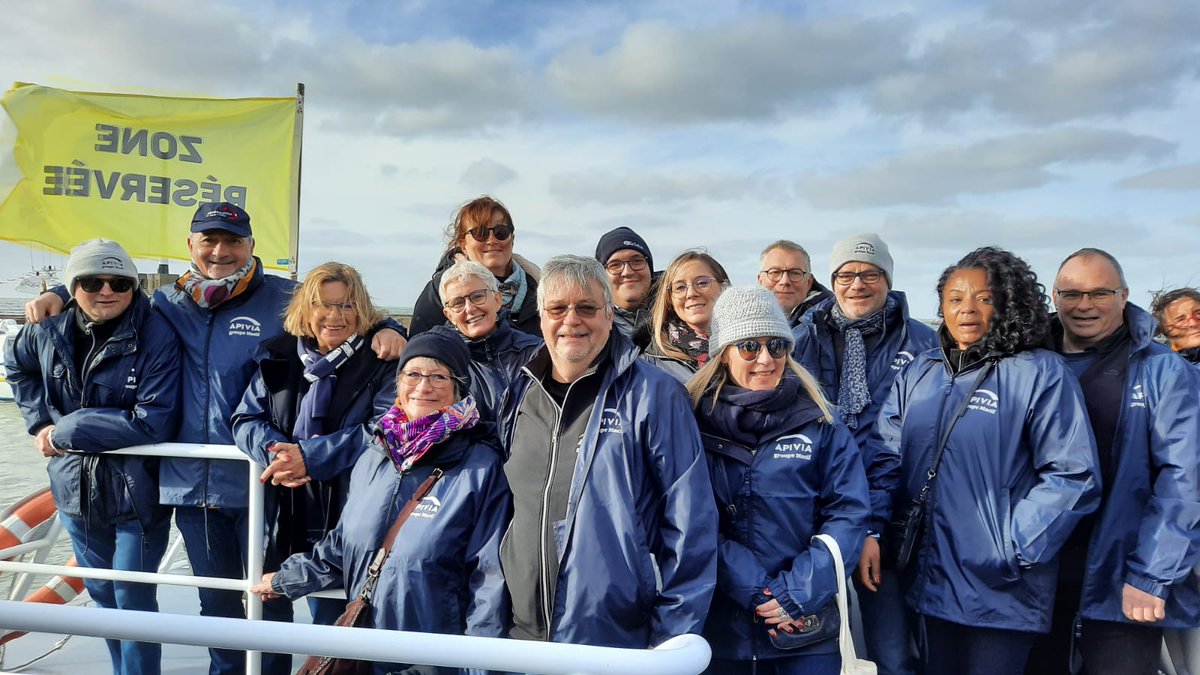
xmin=292 ymin=334 xmax=364 ymax=440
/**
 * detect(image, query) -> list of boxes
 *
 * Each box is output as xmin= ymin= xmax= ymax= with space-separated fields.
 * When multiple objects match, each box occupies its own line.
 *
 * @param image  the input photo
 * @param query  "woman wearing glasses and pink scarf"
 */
xmin=686 ymin=286 xmax=869 ymax=675
xmin=251 ymin=331 xmax=511 ymax=674
xmin=407 ymin=195 xmax=542 ymax=338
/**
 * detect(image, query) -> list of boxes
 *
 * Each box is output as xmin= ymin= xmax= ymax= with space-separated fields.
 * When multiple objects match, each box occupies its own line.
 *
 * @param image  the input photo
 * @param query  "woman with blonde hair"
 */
xmin=643 ymin=249 xmax=730 ymax=383
xmin=233 ymin=261 xmax=398 ymax=625
xmin=688 ymin=285 xmax=869 ymax=675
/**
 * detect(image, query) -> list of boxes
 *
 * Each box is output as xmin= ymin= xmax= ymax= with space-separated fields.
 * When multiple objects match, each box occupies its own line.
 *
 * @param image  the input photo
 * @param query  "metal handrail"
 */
xmin=0 ymin=600 xmax=712 ymax=675
xmin=0 ymin=442 xmax=714 ymax=674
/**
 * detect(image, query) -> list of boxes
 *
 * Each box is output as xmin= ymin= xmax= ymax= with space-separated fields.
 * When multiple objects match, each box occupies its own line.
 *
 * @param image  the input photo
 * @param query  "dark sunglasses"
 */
xmin=542 ymin=303 xmax=602 ymax=319
xmin=734 ymin=337 xmax=790 ymax=361
xmin=466 ymin=223 xmax=514 ymax=242
xmin=77 ymin=277 xmax=135 ymax=293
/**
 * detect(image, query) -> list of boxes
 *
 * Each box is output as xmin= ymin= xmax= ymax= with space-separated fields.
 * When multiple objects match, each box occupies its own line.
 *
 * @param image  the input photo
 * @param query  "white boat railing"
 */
xmin=0 ymin=442 xmax=713 ymax=674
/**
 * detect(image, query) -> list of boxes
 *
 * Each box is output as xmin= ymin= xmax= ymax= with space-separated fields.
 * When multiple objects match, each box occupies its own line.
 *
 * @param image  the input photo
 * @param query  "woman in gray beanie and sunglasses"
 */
xmin=686 ymin=285 xmax=869 ymax=675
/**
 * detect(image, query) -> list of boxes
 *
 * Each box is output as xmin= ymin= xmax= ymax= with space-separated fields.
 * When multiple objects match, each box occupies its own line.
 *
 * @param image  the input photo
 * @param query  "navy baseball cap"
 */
xmin=191 ymin=202 xmax=252 ymax=238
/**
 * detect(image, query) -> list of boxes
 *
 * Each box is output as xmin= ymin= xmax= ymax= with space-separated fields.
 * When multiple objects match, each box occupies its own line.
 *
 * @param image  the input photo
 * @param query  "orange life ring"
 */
xmin=0 ymin=557 xmax=88 ymax=646
xmin=0 ymin=487 xmax=58 ymax=559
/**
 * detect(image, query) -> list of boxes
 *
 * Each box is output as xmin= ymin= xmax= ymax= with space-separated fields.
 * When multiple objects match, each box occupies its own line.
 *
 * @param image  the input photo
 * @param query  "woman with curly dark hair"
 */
xmin=877 ymin=247 xmax=1101 ymax=675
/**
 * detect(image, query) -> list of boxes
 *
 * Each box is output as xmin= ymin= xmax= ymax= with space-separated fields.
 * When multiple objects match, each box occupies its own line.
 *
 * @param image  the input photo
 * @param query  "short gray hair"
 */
xmin=537 ymin=255 xmax=614 ymax=311
xmin=438 ymin=260 xmax=499 ymax=303
xmin=759 ymin=239 xmax=811 ymax=268
xmin=1058 ymin=248 xmax=1127 ymax=287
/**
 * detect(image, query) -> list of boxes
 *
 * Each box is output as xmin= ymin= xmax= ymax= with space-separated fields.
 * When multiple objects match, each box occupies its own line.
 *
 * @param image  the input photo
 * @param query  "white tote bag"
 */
xmin=812 ymin=533 xmax=878 ymax=675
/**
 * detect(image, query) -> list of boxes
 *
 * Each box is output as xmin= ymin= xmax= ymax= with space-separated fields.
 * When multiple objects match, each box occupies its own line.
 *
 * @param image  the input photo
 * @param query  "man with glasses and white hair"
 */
xmin=498 ymin=254 xmax=717 ymax=649
xmin=1026 ymin=248 xmax=1200 ymax=675
xmin=791 ymin=232 xmax=934 ymax=675
xmin=757 ymin=240 xmax=831 ymax=326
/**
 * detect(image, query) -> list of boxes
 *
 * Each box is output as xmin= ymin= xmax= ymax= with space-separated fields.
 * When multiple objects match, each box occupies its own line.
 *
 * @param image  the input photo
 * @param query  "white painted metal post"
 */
xmin=246 ymin=458 xmax=265 ymax=675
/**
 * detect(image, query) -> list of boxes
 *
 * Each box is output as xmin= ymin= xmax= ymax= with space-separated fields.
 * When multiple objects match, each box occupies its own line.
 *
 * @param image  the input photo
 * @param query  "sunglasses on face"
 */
xmin=77 ymin=277 xmax=135 ymax=293
xmin=466 ymin=223 xmax=514 ymax=242
xmin=542 ymin=303 xmax=602 ymax=319
xmin=444 ymin=288 xmax=494 ymax=312
xmin=734 ymin=337 xmax=790 ymax=361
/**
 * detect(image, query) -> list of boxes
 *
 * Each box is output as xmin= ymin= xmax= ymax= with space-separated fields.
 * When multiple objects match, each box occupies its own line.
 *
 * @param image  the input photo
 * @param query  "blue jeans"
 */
xmin=60 ymin=508 xmax=170 ymax=675
xmin=854 ymin=570 xmax=919 ymax=675
xmin=174 ymin=506 xmax=293 ymax=675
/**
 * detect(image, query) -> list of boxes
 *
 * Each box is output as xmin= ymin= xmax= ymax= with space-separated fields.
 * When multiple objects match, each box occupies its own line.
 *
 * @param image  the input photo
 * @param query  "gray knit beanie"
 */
xmin=708 ymin=285 xmax=793 ymax=359
xmin=829 ymin=233 xmax=894 ymax=285
xmin=63 ymin=238 xmax=139 ymax=292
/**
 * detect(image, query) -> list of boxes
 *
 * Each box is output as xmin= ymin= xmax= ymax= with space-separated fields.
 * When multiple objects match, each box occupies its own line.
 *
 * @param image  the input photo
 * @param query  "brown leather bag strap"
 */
xmin=359 ymin=468 xmax=444 ymax=600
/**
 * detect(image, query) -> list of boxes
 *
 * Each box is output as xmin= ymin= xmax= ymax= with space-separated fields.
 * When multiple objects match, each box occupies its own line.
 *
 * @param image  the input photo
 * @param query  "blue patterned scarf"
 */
xmin=829 ymin=296 xmax=893 ymax=429
xmin=292 ymin=334 xmax=364 ymax=441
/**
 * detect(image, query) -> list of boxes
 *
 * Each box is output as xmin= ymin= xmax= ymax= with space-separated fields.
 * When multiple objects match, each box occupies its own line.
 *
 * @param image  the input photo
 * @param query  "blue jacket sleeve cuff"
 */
xmin=1126 ymin=572 xmax=1171 ymax=600
xmin=766 ymin=577 xmax=805 ymax=617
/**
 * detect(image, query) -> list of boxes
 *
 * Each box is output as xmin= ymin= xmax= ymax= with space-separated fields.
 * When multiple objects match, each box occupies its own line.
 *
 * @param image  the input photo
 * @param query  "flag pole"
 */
xmin=289 ymin=83 xmax=305 ymax=282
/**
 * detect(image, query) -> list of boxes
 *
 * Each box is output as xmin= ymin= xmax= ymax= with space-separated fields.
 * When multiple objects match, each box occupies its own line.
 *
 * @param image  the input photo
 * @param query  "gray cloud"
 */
xmin=546 ymin=14 xmax=910 ymax=124
xmin=801 ymin=128 xmax=1175 ymax=209
xmin=871 ymin=0 xmax=1200 ymax=124
xmin=549 ymin=170 xmax=783 ymax=206
xmin=1116 ymin=163 xmax=1200 ymax=191
xmin=459 ymin=158 xmax=519 ymax=191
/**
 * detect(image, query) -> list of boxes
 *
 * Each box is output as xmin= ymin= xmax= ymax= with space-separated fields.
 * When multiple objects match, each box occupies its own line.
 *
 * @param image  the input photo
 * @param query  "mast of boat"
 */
xmin=290 ymin=83 xmax=304 ymax=282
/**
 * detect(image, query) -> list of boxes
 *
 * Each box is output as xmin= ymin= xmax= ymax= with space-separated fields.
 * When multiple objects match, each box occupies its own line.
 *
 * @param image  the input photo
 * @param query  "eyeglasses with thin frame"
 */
xmin=605 ymin=256 xmax=648 ymax=275
xmin=670 ymin=276 xmax=717 ymax=297
xmin=1055 ymin=288 xmax=1125 ymax=305
xmin=760 ymin=268 xmax=809 ymax=283
xmin=466 ymin=223 xmax=514 ymax=242
xmin=542 ymin=303 xmax=603 ymax=320
xmin=399 ymin=370 xmax=454 ymax=388
xmin=311 ymin=300 xmax=356 ymax=314
xmin=77 ymin=277 xmax=135 ymax=293
xmin=444 ymin=288 xmax=495 ymax=312
xmin=734 ymin=337 xmax=790 ymax=361
xmin=832 ymin=270 xmax=884 ymax=286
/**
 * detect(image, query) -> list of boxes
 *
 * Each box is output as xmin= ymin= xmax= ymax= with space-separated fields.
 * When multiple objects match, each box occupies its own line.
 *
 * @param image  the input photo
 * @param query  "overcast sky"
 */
xmin=1 ymin=0 xmax=1197 ymax=319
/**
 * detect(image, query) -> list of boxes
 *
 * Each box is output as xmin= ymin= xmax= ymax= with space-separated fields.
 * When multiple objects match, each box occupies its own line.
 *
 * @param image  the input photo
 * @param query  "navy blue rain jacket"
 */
xmin=231 ymin=326 xmax=398 ymax=555
xmin=271 ymin=425 xmax=511 ymax=673
xmin=879 ymin=347 xmax=1101 ymax=632
xmin=1078 ymin=305 xmax=1200 ymax=628
xmin=500 ymin=332 xmax=719 ymax=648
xmin=792 ymin=291 xmax=937 ymax=532
xmin=697 ymin=376 xmax=870 ymax=660
xmin=6 ymin=292 xmax=181 ymax=520
xmin=428 ymin=313 xmax=541 ymax=422
xmin=151 ymin=262 xmax=296 ymax=507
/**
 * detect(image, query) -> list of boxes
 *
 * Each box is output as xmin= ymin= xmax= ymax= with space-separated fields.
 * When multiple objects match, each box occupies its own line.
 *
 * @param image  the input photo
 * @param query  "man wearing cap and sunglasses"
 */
xmin=24 ymin=202 xmax=407 ymax=675
xmin=791 ymin=233 xmax=936 ymax=675
xmin=7 ymin=238 xmax=181 ymax=675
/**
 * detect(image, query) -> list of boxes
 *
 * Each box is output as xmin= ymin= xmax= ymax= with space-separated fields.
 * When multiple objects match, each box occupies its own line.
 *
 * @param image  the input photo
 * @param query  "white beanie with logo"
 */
xmin=829 ymin=233 xmax=894 ymax=285
xmin=707 ymin=285 xmax=794 ymax=359
xmin=63 ymin=238 xmax=139 ymax=292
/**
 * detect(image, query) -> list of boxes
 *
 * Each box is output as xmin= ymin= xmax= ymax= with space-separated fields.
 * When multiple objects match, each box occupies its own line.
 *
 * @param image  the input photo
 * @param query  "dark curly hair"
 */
xmin=1149 ymin=287 xmax=1200 ymax=338
xmin=936 ymin=247 xmax=1050 ymax=356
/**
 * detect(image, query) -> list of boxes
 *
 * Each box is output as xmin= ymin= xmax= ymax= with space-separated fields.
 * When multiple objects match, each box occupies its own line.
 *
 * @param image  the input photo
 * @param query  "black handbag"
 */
xmin=881 ymin=362 xmax=994 ymax=571
xmin=296 ymin=469 xmax=444 ymax=675
xmin=768 ymin=604 xmax=840 ymax=650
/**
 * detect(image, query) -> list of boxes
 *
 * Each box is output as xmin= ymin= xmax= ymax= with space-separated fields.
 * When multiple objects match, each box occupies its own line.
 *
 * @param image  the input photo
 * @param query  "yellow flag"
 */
xmin=0 ymin=83 xmax=300 ymax=270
